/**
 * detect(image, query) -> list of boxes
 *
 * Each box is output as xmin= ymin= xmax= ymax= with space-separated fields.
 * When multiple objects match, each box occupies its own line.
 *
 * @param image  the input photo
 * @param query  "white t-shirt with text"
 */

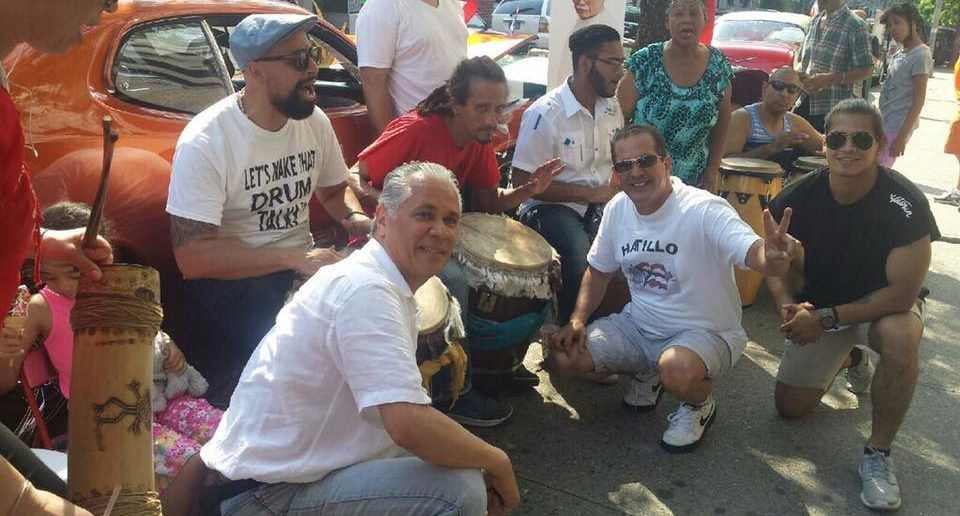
xmin=588 ymin=178 xmax=760 ymax=355
xmin=167 ymin=94 xmax=349 ymax=250
xmin=200 ymin=240 xmax=431 ymax=483
xmin=357 ymin=0 xmax=468 ymax=117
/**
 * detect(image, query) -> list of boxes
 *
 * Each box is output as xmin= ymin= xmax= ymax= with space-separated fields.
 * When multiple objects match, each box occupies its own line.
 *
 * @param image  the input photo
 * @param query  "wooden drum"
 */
xmin=787 ymin=155 xmax=827 ymax=184
xmin=414 ymin=276 xmax=467 ymax=407
xmin=718 ymin=158 xmax=783 ymax=307
xmin=455 ymin=214 xmax=558 ymax=382
xmin=69 ymin=264 xmax=164 ymax=515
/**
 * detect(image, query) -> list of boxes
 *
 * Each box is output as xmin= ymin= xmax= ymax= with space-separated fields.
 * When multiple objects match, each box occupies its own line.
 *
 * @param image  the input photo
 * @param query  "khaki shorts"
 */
xmin=776 ymin=300 xmax=924 ymax=390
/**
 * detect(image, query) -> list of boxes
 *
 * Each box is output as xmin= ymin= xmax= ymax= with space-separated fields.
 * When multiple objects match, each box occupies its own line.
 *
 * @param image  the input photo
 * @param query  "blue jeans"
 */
xmin=220 ymin=457 xmax=486 ymax=515
xmin=182 ymin=270 xmax=297 ymax=407
xmin=519 ymin=204 xmax=598 ymax=326
xmin=435 ymin=260 xmax=474 ymax=402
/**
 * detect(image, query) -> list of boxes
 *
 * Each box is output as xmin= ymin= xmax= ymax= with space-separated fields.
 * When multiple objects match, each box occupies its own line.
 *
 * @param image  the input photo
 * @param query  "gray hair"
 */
xmin=769 ymin=66 xmax=800 ymax=82
xmin=378 ymin=162 xmax=462 ymax=217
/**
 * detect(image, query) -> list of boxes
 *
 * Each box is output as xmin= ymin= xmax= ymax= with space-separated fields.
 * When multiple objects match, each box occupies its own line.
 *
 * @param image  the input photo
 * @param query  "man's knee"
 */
xmin=546 ymin=347 xmax=596 ymax=379
xmin=870 ymin=313 xmax=922 ymax=371
xmin=658 ymin=347 xmax=707 ymax=396
xmin=774 ymin=382 xmax=822 ymax=419
xmin=446 ymin=468 xmax=486 ymax=515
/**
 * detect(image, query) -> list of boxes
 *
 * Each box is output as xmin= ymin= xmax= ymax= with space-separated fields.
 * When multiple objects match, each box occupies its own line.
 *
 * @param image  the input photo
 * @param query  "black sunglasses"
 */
xmin=768 ymin=80 xmax=801 ymax=94
xmin=255 ymin=45 xmax=322 ymax=71
xmin=825 ymin=131 xmax=876 ymax=151
xmin=614 ymin=154 xmax=662 ymax=173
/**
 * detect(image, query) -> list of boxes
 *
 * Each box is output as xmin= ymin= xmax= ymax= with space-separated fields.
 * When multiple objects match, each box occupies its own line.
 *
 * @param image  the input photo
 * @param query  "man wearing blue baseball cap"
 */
xmin=166 ymin=13 xmax=373 ymax=405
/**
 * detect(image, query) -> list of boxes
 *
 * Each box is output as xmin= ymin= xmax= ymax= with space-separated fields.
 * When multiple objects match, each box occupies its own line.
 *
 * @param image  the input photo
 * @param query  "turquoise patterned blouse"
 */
xmin=626 ymin=42 xmax=732 ymax=186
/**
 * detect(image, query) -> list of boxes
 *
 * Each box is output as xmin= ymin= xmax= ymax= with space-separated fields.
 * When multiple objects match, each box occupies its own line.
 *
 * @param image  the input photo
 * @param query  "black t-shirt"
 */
xmin=768 ymin=168 xmax=940 ymax=307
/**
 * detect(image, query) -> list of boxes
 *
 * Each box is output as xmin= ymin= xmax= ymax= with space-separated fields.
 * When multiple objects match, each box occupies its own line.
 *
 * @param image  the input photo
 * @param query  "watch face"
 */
xmin=819 ymin=309 xmax=836 ymax=329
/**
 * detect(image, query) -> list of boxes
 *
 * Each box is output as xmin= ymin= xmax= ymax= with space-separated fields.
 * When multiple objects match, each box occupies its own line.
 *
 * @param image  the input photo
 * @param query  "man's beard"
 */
xmin=588 ymin=66 xmax=616 ymax=99
xmin=272 ymin=81 xmax=316 ymax=120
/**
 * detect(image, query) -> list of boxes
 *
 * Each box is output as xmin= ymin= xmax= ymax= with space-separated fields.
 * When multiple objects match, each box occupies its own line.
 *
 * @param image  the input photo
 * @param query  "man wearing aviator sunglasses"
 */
xmin=724 ymin=67 xmax=823 ymax=168
xmin=767 ymin=99 xmax=940 ymax=511
xmin=167 ymin=14 xmax=372 ymax=407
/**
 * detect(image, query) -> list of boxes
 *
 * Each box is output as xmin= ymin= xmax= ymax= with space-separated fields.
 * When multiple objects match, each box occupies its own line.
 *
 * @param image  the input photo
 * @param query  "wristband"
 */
xmin=839 ymin=72 xmax=845 ymax=86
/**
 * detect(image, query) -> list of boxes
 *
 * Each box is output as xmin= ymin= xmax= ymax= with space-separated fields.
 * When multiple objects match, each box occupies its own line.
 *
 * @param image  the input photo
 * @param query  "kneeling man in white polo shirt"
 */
xmin=201 ymin=162 xmax=519 ymax=515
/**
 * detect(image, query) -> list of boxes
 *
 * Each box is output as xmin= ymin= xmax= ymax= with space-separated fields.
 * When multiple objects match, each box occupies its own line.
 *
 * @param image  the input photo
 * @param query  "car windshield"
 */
xmin=713 ymin=20 xmax=805 ymax=46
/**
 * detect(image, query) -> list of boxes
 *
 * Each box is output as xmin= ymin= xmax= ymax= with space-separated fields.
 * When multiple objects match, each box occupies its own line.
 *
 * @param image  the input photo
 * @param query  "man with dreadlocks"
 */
xmin=356 ymin=56 xmax=563 ymax=427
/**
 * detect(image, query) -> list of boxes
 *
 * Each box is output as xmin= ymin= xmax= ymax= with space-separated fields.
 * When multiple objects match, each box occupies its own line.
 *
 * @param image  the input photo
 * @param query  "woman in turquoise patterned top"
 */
xmin=617 ymin=0 xmax=732 ymax=191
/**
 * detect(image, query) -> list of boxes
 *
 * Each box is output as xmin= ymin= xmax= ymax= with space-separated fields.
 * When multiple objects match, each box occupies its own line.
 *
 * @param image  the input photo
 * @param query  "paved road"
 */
xmin=475 ymin=67 xmax=960 ymax=515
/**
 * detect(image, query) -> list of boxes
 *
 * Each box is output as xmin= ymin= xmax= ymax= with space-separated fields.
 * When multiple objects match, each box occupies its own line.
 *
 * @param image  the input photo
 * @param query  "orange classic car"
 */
xmin=5 ymin=0 xmax=531 ymax=339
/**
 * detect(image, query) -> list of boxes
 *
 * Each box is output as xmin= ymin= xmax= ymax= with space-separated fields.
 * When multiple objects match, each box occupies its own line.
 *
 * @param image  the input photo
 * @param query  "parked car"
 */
xmin=491 ymin=0 xmax=551 ymax=49
xmin=4 ymin=0 xmax=531 ymax=340
xmin=712 ymin=10 xmax=811 ymax=75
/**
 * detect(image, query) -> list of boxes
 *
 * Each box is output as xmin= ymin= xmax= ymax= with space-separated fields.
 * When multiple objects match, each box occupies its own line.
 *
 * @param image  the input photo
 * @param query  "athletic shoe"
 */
xmin=846 ymin=345 xmax=876 ymax=394
xmin=933 ymin=189 xmax=960 ymax=206
xmin=660 ymin=395 xmax=716 ymax=453
xmin=622 ymin=373 xmax=663 ymax=412
xmin=860 ymin=449 xmax=901 ymax=510
xmin=438 ymin=390 xmax=513 ymax=428
xmin=511 ymin=364 xmax=540 ymax=386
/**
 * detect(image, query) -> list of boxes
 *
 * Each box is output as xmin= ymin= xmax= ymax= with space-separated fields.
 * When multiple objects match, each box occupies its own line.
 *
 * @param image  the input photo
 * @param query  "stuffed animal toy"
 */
xmin=151 ymin=331 xmax=209 ymax=414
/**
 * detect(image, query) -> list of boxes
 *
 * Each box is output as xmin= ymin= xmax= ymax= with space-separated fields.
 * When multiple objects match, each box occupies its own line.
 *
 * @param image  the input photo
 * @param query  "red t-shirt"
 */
xmin=358 ymin=112 xmax=500 ymax=191
xmin=0 ymin=84 xmax=40 ymax=308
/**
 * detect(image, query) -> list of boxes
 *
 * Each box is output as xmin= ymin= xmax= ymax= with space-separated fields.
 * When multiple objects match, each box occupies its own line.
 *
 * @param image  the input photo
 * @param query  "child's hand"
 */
xmin=163 ymin=342 xmax=187 ymax=375
xmin=0 ymin=327 xmax=24 ymax=360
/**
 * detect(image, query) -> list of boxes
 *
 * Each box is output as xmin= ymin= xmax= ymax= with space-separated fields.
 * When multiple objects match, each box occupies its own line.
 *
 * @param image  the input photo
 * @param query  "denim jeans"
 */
xmin=434 ymin=260 xmax=474 ymax=403
xmin=182 ymin=270 xmax=297 ymax=407
xmin=519 ymin=204 xmax=598 ymax=326
xmin=220 ymin=457 xmax=486 ymax=515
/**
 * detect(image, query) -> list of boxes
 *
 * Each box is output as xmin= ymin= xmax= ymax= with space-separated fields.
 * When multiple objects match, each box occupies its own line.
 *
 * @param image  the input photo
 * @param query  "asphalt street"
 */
xmin=473 ymin=67 xmax=960 ymax=516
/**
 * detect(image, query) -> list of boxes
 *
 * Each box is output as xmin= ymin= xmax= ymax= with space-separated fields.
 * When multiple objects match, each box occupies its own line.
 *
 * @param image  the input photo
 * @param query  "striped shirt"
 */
xmin=797 ymin=6 xmax=873 ymax=116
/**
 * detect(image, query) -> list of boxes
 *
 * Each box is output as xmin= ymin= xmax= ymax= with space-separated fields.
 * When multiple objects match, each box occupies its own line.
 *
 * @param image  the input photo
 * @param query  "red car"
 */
xmin=712 ymin=10 xmax=811 ymax=74
xmin=5 ymin=0 xmax=530 ymax=338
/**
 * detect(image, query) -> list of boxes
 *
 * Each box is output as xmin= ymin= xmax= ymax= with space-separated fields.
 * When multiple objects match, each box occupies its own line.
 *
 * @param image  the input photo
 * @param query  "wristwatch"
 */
xmin=817 ymin=307 xmax=839 ymax=330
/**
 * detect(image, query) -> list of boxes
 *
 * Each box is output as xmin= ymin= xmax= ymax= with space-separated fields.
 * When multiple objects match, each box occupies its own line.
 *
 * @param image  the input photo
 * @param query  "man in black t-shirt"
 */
xmin=767 ymin=99 xmax=939 ymax=512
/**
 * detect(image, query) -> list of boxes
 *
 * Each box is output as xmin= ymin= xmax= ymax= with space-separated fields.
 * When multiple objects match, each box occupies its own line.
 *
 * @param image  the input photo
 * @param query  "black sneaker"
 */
xmin=437 ymin=390 xmax=514 ymax=428
xmin=511 ymin=364 xmax=540 ymax=386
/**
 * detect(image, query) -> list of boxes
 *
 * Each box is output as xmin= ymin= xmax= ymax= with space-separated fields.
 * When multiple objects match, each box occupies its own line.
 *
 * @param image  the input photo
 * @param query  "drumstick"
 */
xmin=81 ymin=117 xmax=119 ymax=249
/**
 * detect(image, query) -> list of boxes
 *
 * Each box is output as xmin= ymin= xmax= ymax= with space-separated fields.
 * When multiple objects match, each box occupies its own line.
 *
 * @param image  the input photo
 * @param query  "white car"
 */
xmin=491 ymin=0 xmax=551 ymax=49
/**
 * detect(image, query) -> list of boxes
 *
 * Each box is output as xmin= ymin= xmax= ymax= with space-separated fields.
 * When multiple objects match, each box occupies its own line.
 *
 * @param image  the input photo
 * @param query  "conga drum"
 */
xmin=787 ymin=155 xmax=827 ymax=184
xmin=455 ymin=214 xmax=558 ymax=389
xmin=69 ymin=264 xmax=164 ymax=515
xmin=718 ymin=157 xmax=784 ymax=307
xmin=414 ymin=276 xmax=467 ymax=407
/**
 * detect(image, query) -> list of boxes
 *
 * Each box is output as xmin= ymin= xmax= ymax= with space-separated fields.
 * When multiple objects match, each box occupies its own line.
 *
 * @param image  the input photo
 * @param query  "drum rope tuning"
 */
xmin=71 ymin=295 xmax=163 ymax=332
xmin=77 ymin=488 xmax=162 ymax=516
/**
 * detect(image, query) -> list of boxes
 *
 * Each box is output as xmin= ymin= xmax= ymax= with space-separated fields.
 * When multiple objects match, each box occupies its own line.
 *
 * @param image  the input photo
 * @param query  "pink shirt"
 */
xmin=39 ymin=286 xmax=74 ymax=399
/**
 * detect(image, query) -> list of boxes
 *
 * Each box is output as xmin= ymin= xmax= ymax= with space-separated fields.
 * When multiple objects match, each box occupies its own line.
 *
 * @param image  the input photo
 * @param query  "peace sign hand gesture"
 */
xmin=762 ymin=207 xmax=799 ymax=277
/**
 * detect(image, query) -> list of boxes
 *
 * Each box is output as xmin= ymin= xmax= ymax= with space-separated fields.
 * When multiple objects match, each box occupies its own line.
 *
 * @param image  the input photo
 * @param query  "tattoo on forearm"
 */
xmin=170 ymin=216 xmax=218 ymax=248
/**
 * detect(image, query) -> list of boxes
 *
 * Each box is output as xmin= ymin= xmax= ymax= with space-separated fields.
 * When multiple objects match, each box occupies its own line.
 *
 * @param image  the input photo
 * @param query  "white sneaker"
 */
xmin=622 ymin=373 xmax=663 ymax=412
xmin=660 ymin=395 xmax=716 ymax=453
xmin=933 ymin=189 xmax=960 ymax=206
xmin=860 ymin=450 xmax=901 ymax=510
xmin=846 ymin=345 xmax=875 ymax=394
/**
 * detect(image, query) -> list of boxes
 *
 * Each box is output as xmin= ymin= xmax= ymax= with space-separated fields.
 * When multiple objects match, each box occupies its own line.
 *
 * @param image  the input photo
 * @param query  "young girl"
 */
xmin=878 ymin=3 xmax=933 ymax=168
xmin=10 ymin=201 xmax=221 ymax=490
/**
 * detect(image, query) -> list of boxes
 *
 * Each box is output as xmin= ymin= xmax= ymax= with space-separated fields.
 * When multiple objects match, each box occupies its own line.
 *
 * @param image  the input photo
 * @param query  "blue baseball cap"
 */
xmin=230 ymin=13 xmax=318 ymax=69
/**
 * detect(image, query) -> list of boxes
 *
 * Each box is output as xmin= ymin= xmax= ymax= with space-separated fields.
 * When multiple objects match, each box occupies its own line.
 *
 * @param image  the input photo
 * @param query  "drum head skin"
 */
xmin=457 ymin=214 xmax=553 ymax=272
xmin=720 ymin=157 xmax=783 ymax=177
xmin=794 ymin=156 xmax=827 ymax=170
xmin=415 ymin=276 xmax=451 ymax=335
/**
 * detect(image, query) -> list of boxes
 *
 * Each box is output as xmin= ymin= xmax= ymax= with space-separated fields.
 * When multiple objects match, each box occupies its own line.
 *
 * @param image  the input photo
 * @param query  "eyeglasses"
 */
xmin=768 ymin=80 xmax=801 ymax=94
xmin=103 ymin=0 xmax=119 ymax=12
xmin=825 ymin=131 xmax=876 ymax=150
xmin=589 ymin=55 xmax=626 ymax=69
xmin=613 ymin=154 xmax=662 ymax=173
xmin=255 ymin=45 xmax=322 ymax=71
